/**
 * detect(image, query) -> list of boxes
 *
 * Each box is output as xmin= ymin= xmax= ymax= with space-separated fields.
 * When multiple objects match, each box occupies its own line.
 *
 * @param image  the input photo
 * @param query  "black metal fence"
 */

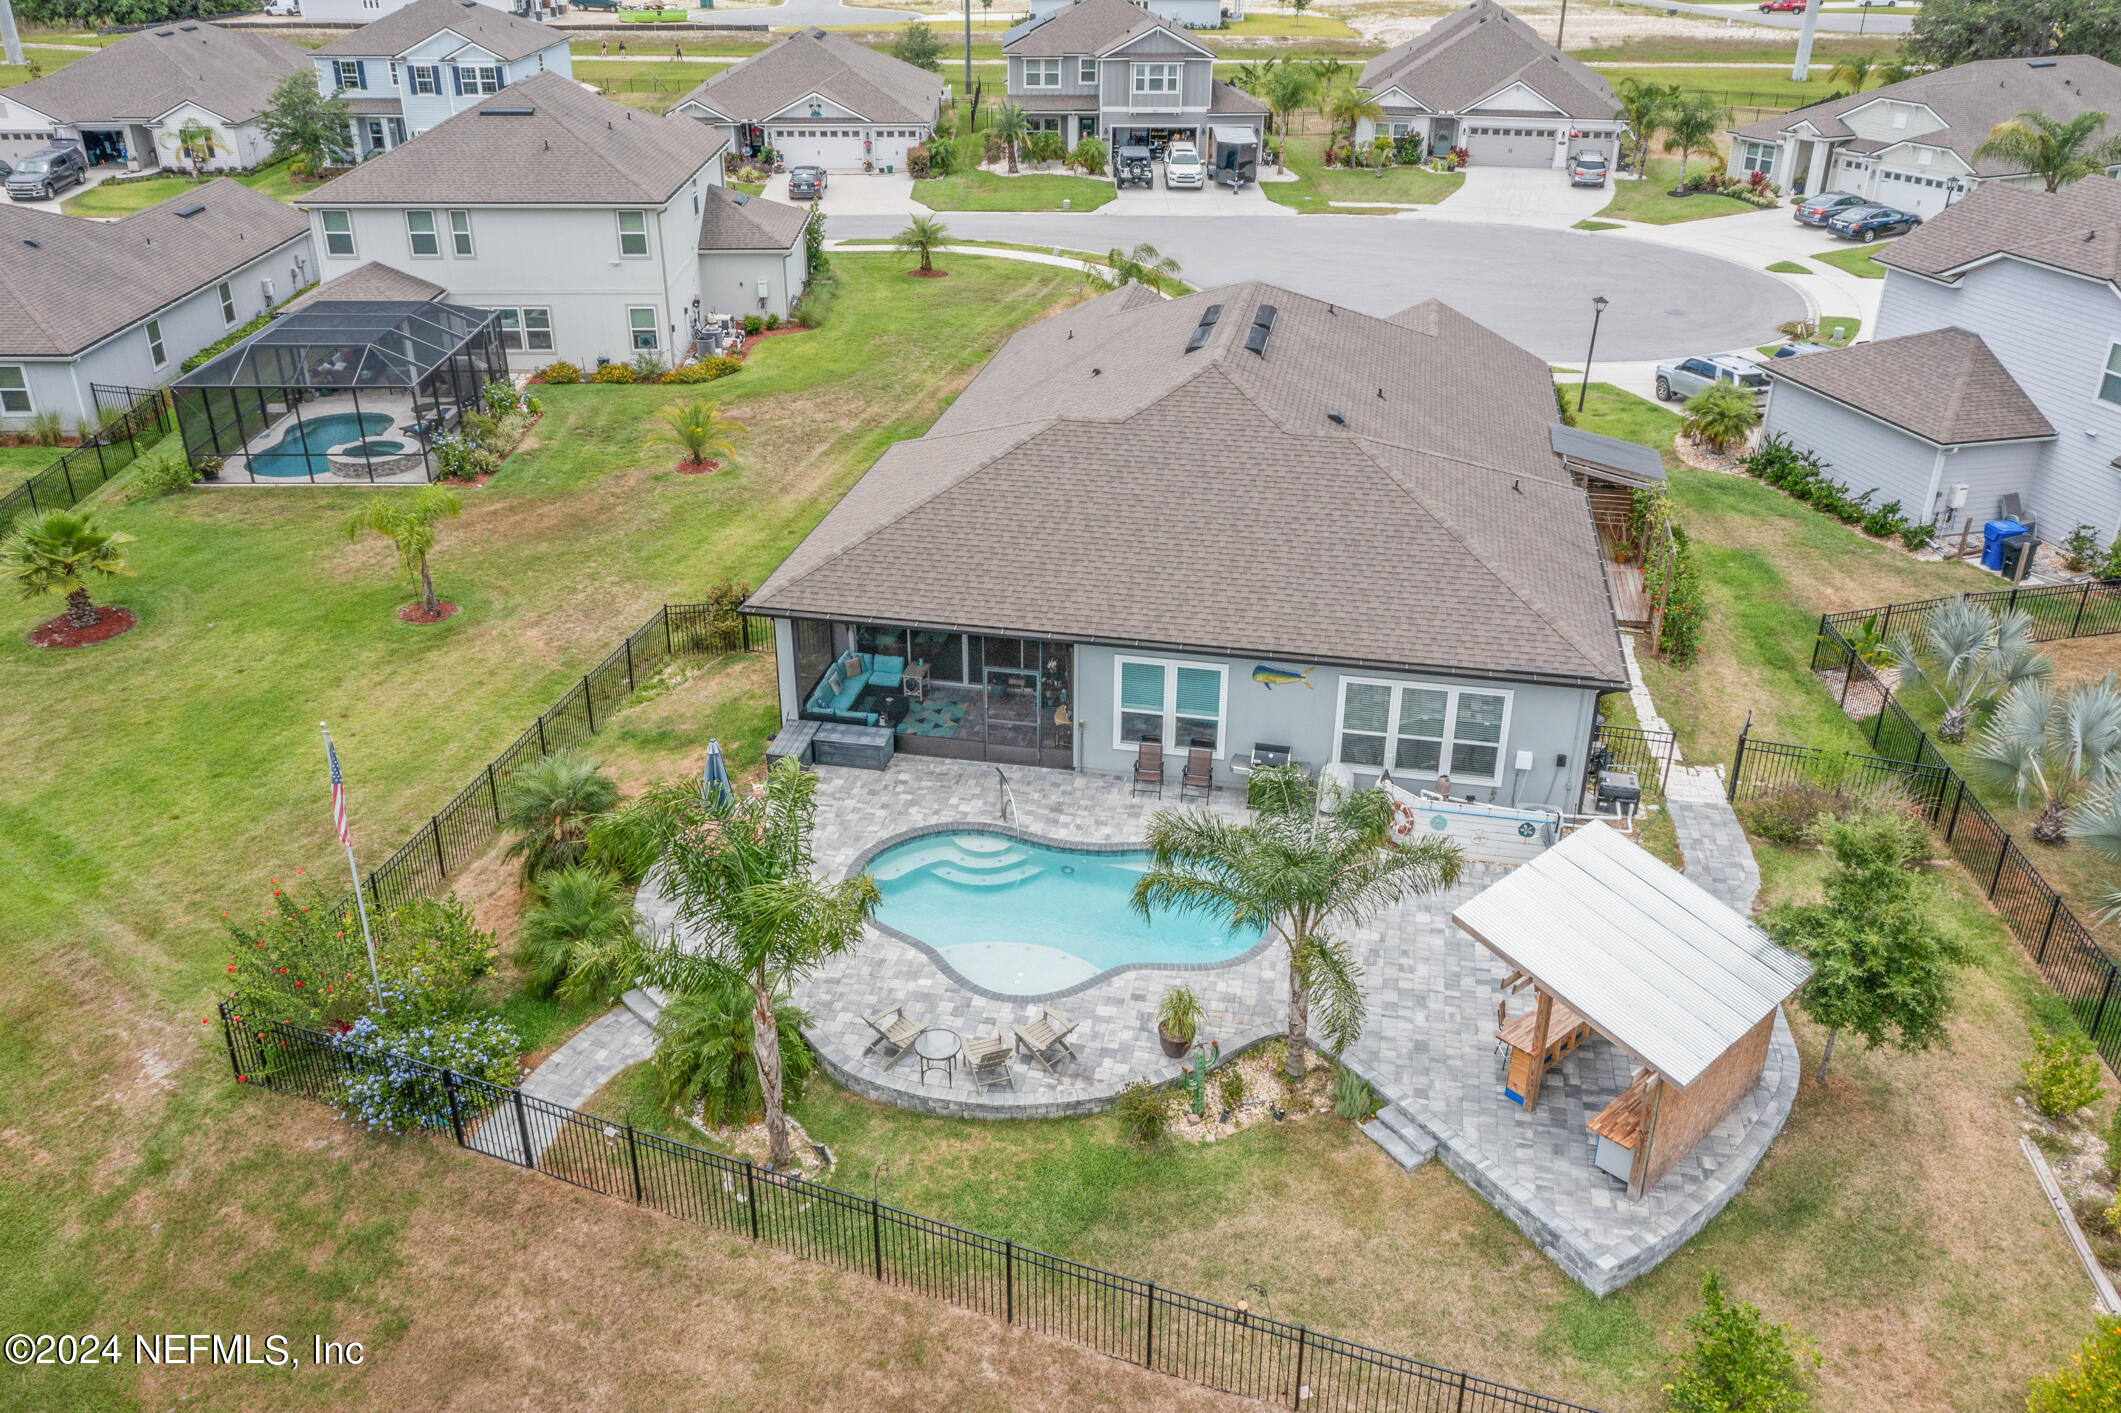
xmin=1821 ymin=579 xmax=2121 ymax=650
xmin=349 ymin=602 xmax=773 ymax=916
xmin=221 ymin=1006 xmax=1604 ymax=1413
xmin=1592 ymin=722 xmax=1677 ymax=794
xmin=0 ymin=386 xmax=172 ymax=535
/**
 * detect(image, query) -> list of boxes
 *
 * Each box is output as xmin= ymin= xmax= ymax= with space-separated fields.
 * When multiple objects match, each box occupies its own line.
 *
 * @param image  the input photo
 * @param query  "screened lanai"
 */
xmin=171 ymin=299 xmax=507 ymax=485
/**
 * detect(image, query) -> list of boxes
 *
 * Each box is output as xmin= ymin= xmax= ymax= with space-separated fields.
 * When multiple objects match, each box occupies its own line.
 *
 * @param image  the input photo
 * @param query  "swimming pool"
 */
xmin=248 ymin=412 xmax=395 ymax=479
xmin=868 ymin=831 xmax=1264 ymax=996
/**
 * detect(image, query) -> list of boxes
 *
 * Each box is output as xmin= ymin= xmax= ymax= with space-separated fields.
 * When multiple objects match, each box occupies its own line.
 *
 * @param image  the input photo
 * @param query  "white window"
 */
xmin=1133 ymin=62 xmax=1180 ymax=95
xmin=1080 ymin=56 xmax=1097 ymax=85
xmin=405 ymin=209 xmax=440 ymax=257
xmin=334 ymin=59 xmax=361 ymax=90
xmin=448 ymin=209 xmax=472 ymax=256
xmin=0 ymin=365 xmax=30 ymax=415
xmin=1023 ymin=58 xmax=1060 ymax=88
xmin=628 ymin=306 xmax=659 ymax=351
xmin=145 ymin=318 xmax=166 ymax=368
xmin=1333 ymin=679 xmax=1512 ymax=784
xmin=2100 ymin=344 xmax=2121 ymax=407
xmin=217 ymin=280 xmax=237 ymax=325
xmin=321 ymin=209 xmax=355 ymax=257
xmin=617 ymin=210 xmax=648 ymax=257
xmin=389 ymin=60 xmax=399 ymax=87
xmin=411 ymin=65 xmax=438 ymax=95
xmin=491 ymin=307 xmax=553 ymax=352
xmin=1114 ymin=656 xmax=1227 ymax=755
xmin=464 ymin=65 xmax=500 ymax=95
xmin=1741 ymin=141 xmax=1775 ymax=176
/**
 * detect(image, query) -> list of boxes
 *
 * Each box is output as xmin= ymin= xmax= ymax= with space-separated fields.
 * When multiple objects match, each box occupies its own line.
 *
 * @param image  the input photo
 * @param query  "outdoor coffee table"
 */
xmin=913 ymin=1028 xmax=961 ymax=1087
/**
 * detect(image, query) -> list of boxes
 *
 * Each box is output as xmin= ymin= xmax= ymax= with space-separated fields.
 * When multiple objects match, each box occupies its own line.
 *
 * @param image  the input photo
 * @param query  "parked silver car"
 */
xmin=1567 ymin=151 xmax=1608 ymax=187
xmin=1653 ymin=354 xmax=1770 ymax=403
xmin=1164 ymin=142 xmax=1205 ymax=190
xmin=6 ymin=146 xmax=87 ymax=202
xmin=1791 ymin=190 xmax=1870 ymax=226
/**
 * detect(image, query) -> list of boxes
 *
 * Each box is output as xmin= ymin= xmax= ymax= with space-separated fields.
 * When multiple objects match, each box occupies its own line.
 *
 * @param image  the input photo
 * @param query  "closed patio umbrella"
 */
xmin=702 ymin=738 xmax=733 ymax=814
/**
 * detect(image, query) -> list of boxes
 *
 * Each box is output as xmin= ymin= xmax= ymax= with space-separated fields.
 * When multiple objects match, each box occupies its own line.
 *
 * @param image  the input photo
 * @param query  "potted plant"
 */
xmin=1157 ymin=983 xmax=1205 ymax=1058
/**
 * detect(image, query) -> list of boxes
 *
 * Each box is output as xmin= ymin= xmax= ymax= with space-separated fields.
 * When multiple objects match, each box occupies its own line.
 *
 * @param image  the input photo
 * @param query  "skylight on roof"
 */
xmin=175 ymin=203 xmax=205 ymax=218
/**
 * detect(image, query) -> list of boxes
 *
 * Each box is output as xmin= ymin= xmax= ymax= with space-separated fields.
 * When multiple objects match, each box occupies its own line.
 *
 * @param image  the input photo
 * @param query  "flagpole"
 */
xmin=322 ymin=722 xmax=384 ymax=1010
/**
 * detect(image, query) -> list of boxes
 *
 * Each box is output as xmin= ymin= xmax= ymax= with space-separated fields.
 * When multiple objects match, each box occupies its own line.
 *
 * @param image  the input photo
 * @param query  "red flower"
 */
xmin=296 ymin=867 xmax=305 ymax=875
xmin=227 ymin=965 xmax=236 ymax=973
xmin=237 ymin=1075 xmax=246 ymax=1083
xmin=294 ymin=981 xmax=304 ymax=988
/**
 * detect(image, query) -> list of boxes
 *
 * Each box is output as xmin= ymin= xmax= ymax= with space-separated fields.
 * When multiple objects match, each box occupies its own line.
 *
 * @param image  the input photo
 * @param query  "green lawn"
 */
xmin=1218 ymin=11 xmax=1358 ymax=36
xmin=1574 ymin=218 xmax=1624 ymax=231
xmin=1575 ymin=36 xmax=1902 ymax=64
xmin=1589 ymin=64 xmax=1837 ymax=110
xmin=1260 ymin=133 xmax=1463 ymax=213
xmin=1767 ymin=259 xmax=1811 ymax=273
xmin=0 ymin=444 xmax=65 ymax=480
xmin=1812 ymin=243 xmax=1892 ymax=277
xmin=59 ymin=160 xmax=314 ymax=218
xmin=1596 ymin=159 xmax=1763 ymax=225
xmin=914 ymin=169 xmax=1115 ymax=212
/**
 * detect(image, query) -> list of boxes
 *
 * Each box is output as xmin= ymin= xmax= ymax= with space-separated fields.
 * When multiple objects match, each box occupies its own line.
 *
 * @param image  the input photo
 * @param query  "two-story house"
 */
xmin=0 ymin=24 xmax=308 ymax=174
xmin=670 ymin=27 xmax=942 ymax=172
xmin=1000 ymin=0 xmax=1264 ymax=156
xmin=1729 ymin=56 xmax=2121 ymax=212
xmin=295 ymin=73 xmax=809 ymax=370
xmin=311 ymin=0 xmax=573 ymax=160
xmin=1353 ymin=1 xmax=1624 ymax=170
xmin=1759 ymin=177 xmax=2121 ymax=547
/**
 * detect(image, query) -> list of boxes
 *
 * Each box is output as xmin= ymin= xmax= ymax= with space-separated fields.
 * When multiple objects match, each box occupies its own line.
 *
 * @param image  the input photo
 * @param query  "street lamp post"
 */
xmin=1577 ymin=294 xmax=1609 ymax=413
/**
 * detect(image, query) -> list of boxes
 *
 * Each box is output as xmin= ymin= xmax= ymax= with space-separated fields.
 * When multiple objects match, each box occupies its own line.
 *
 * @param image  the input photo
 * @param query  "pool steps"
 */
xmin=867 ymin=838 xmax=1038 ymax=882
xmin=933 ymin=861 xmax=1044 ymax=888
xmin=1359 ymin=1104 xmax=1438 ymax=1172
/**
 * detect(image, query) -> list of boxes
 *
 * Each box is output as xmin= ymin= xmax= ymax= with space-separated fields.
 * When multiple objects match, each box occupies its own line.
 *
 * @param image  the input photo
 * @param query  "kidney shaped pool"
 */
xmin=867 ymin=831 xmax=1263 ymax=996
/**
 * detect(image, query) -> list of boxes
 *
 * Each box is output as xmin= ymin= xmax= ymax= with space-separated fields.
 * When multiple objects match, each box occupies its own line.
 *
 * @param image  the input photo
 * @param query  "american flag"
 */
xmin=327 ymin=736 xmax=351 ymax=849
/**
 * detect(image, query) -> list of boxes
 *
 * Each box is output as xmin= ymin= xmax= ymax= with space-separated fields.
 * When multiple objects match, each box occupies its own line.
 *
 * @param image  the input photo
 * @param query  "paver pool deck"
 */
xmin=636 ymin=752 xmax=1797 ymax=1294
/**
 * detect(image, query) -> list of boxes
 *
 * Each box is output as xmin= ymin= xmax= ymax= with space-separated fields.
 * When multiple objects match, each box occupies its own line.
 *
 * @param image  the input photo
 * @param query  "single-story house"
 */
xmin=1729 ymin=55 xmax=2121 ymax=213
xmin=747 ymin=282 xmax=1636 ymax=807
xmin=671 ymin=28 xmax=944 ymax=173
xmin=310 ymin=0 xmax=573 ymax=160
xmin=301 ymin=0 xmax=557 ymax=26
xmin=1354 ymin=0 xmax=1624 ymax=168
xmin=1002 ymin=0 xmax=1266 ymax=155
xmin=0 ymin=24 xmax=310 ymax=173
xmin=0 ymin=179 xmax=313 ymax=434
xmin=1027 ymin=0 xmax=1241 ymax=28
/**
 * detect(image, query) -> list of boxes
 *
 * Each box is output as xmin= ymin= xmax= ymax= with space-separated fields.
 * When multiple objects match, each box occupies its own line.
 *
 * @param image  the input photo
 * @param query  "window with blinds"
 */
xmin=1114 ymin=658 xmax=1226 ymax=754
xmin=1335 ymin=678 xmax=1510 ymax=783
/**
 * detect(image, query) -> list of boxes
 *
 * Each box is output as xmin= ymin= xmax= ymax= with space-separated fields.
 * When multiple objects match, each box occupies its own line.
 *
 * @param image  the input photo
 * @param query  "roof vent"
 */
xmin=731 ymin=192 xmax=749 ymax=205
xmin=22 ymin=237 xmax=39 ymax=248
xmin=1327 ymin=412 xmax=1346 ymax=425
xmin=1243 ymin=303 xmax=1277 ymax=357
xmin=175 ymin=202 xmax=206 ymax=218
xmin=1092 ymin=367 xmax=1102 ymax=376
xmin=154 ymin=27 xmax=174 ymax=35
xmin=1183 ymin=302 xmax=1222 ymax=353
xmin=481 ymin=105 xmax=536 ymax=116
xmin=179 ymin=21 xmax=198 ymax=28
xmin=2028 ymin=59 xmax=2058 ymax=68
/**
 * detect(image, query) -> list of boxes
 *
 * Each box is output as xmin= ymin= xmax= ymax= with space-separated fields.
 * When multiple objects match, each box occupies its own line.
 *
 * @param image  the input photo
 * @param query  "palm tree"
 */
xmin=1615 ymin=76 xmax=1674 ymax=175
xmin=1681 ymin=382 xmax=1759 ymax=453
xmin=161 ymin=118 xmax=232 ymax=179
xmin=652 ymin=973 xmax=815 ymax=1127
xmin=1326 ymin=83 xmax=1384 ymax=155
xmin=501 ymin=752 xmax=621 ymax=880
xmin=2067 ymin=791 xmax=2121 ymax=921
xmin=590 ymin=759 xmax=879 ymax=1168
xmin=517 ymin=864 xmax=636 ymax=999
xmin=1106 ymin=241 xmax=1182 ymax=293
xmin=1261 ymin=63 xmax=1318 ymax=172
xmin=892 ymin=213 xmax=950 ymax=274
xmin=1232 ymin=58 xmax=1276 ymax=98
xmin=1828 ymin=52 xmax=1877 ymax=92
xmin=1661 ymin=92 xmax=1728 ymax=183
xmin=343 ymin=484 xmax=459 ymax=615
xmin=1971 ymin=675 xmax=2121 ymax=843
xmin=1887 ymin=596 xmax=2049 ymax=743
xmin=990 ymin=101 xmax=1029 ymax=174
xmin=1132 ymin=764 xmax=1463 ymax=1082
xmin=1308 ymin=58 xmax=1350 ymax=131
xmin=1 ymin=507 xmax=135 ymax=629
xmin=1974 ymin=109 xmax=2121 ymax=193
xmin=649 ymin=396 xmax=744 ymax=468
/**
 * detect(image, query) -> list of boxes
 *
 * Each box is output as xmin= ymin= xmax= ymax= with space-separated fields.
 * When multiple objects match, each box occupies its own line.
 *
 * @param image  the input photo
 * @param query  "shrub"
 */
xmin=982 ymin=128 xmax=1006 ymax=164
xmin=905 ymin=143 xmax=932 ymax=179
xmin=591 ymin=362 xmax=636 ymax=384
xmin=698 ymin=574 xmax=752 ymax=644
xmin=743 ymin=314 xmax=765 ymax=336
xmin=764 ymin=312 xmax=780 ymax=331
xmin=1860 ymin=499 xmax=1905 ymax=539
xmin=376 ymin=895 xmax=497 ymax=1019
xmin=430 ymin=431 xmax=497 ymax=483
xmin=1656 ymin=524 xmax=1708 ymax=663
xmin=2024 ymin=1026 xmax=2105 ymax=1119
xmin=517 ymin=865 xmax=634 ymax=999
xmin=1330 ymin=1067 xmax=1378 ymax=1121
xmin=1663 ymin=1270 xmax=1818 ymax=1413
xmin=2110 ymin=1103 xmax=2121 ymax=1179
xmin=628 ymin=350 xmax=668 ymax=383
xmin=793 ymin=275 xmax=838 ymax=329
xmin=224 ymin=883 xmax=374 ymax=1029
xmin=129 ymin=450 xmax=199 ymax=501
xmin=2065 ymin=524 xmax=2102 ymax=574
xmin=540 ymin=361 xmax=581 ymax=385
xmin=653 ymin=975 xmax=815 ymax=1126
xmin=481 ymin=378 xmax=532 ymax=418
xmin=335 ymin=1011 xmax=521 ymax=1135
xmin=2027 ymin=1317 xmax=2121 ymax=1413
xmin=1114 ymin=1079 xmax=1175 ymax=1145
xmin=1901 ymin=521 xmax=1937 ymax=552
xmin=664 ymin=356 xmax=743 ymax=384
xmin=501 ymin=751 xmax=621 ymax=879
xmin=1742 ymin=783 xmax=1859 ymax=845
xmin=23 ymin=409 xmax=67 ymax=447
xmin=1217 ymin=1066 xmax=1246 ymax=1113
xmin=1068 ymin=135 xmax=1109 ymax=174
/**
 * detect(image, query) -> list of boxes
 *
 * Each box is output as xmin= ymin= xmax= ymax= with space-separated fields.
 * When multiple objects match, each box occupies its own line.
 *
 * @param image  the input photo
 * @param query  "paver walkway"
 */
xmin=477 ymin=1002 xmax=658 ymax=1164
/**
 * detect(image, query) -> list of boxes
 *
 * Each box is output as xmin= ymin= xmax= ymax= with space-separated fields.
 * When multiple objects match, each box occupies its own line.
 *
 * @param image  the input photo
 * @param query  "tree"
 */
xmin=1970 ymin=673 xmax=2121 ymax=842
xmin=892 ymin=213 xmax=950 ymax=273
xmin=1663 ymin=1270 xmax=1819 ymax=1413
xmin=1767 ymin=816 xmax=1967 ymax=1083
xmin=890 ymin=19 xmax=943 ymax=73
xmin=1973 ymin=108 xmax=2121 ymax=192
xmin=500 ymin=752 xmax=621 ymax=881
xmin=343 ymin=484 xmax=460 ymax=615
xmin=517 ymin=864 xmax=636 ymax=1000
xmin=0 ymin=507 xmax=135 ymax=629
xmin=258 ymin=70 xmax=352 ymax=174
xmin=160 ymin=117 xmax=231 ymax=179
xmin=1662 ymin=91 xmax=1729 ymax=182
xmin=1887 ymin=594 xmax=2049 ymax=743
xmin=1133 ymin=764 xmax=1462 ymax=1081
xmin=589 ymin=759 xmax=879 ymax=1168
xmin=1308 ymin=57 xmax=1350 ymax=128
xmin=2027 ymin=1317 xmax=2121 ymax=1413
xmin=1106 ymin=241 xmax=1182 ymax=293
xmin=1067 ymin=134 xmax=1109 ymax=175
xmin=1261 ymin=63 xmax=1318 ymax=172
xmin=649 ymin=396 xmax=744 ymax=468
xmin=652 ymin=972 xmax=815 ymax=1128
xmin=1827 ymin=52 xmax=1877 ymax=92
xmin=1681 ymin=382 xmax=1759 ymax=453
xmin=1325 ymin=82 xmax=1383 ymax=152
xmin=1908 ymin=0 xmax=2121 ymax=70
xmin=1615 ymin=77 xmax=1674 ymax=174
xmin=989 ymin=101 xmax=1028 ymax=173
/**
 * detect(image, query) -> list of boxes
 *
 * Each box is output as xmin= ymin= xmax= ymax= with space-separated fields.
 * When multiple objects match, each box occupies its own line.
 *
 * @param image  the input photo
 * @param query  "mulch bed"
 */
xmin=908 ymin=268 xmax=950 ymax=278
xmin=738 ymin=325 xmax=808 ymax=357
xmin=29 ymin=605 xmax=136 ymax=648
xmin=673 ymin=458 xmax=722 ymax=475
xmin=397 ymin=600 xmax=461 ymax=624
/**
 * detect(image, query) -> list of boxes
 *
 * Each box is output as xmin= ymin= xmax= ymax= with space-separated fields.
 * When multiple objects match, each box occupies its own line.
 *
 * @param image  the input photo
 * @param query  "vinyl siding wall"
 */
xmin=698 ymin=244 xmax=807 ymax=322
xmin=1760 ymin=380 xmax=1941 ymax=517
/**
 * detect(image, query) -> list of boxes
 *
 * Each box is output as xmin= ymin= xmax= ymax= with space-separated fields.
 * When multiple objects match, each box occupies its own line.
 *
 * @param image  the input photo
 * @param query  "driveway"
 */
xmin=1420 ymin=167 xmax=1612 ymax=230
xmin=770 ymin=169 xmax=927 ymax=216
xmin=1103 ymin=171 xmax=1289 ymax=217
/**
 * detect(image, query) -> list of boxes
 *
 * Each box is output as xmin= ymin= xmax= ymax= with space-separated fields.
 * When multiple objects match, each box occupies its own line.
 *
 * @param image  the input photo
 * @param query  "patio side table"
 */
xmin=913 ymin=1029 xmax=961 ymax=1088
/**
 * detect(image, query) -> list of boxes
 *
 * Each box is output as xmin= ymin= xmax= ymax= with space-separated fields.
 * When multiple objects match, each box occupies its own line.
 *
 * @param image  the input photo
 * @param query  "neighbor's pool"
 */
xmin=868 ymin=832 xmax=1263 ymax=996
xmin=248 ymin=412 xmax=395 ymax=479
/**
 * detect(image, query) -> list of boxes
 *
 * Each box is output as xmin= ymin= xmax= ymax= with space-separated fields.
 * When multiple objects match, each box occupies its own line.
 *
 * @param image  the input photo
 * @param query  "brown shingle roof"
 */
xmin=1876 ymin=175 xmax=2121 ymax=286
xmin=300 ymin=73 xmax=726 ymax=207
xmin=1004 ymin=0 xmax=1209 ymax=59
xmin=697 ymin=185 xmax=807 ymax=251
xmin=315 ymin=0 xmax=565 ymax=63
xmin=285 ymin=261 xmax=446 ymax=311
xmin=1358 ymin=0 xmax=1617 ymax=122
xmin=749 ymin=283 xmax=1626 ymax=688
xmin=1766 ymin=327 xmax=2055 ymax=445
xmin=0 ymin=179 xmax=310 ymax=358
xmin=673 ymin=27 xmax=941 ymax=125
xmin=0 ymin=23 xmax=309 ymax=125
xmin=1209 ymin=80 xmax=1268 ymax=116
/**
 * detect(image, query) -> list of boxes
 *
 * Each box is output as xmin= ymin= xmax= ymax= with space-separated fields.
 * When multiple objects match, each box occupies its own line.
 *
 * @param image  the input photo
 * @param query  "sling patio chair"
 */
xmin=964 ymin=1030 xmax=1016 ymax=1092
xmin=863 ymin=1004 xmax=927 ymax=1068
xmin=1015 ymin=1007 xmax=1081 ymax=1073
xmin=1180 ymin=748 xmax=1213 ymax=801
xmin=1133 ymin=741 xmax=1165 ymax=798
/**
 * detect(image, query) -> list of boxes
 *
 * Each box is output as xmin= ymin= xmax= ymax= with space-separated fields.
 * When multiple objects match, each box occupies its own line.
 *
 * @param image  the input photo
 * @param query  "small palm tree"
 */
xmin=1971 ymin=674 xmax=2121 ymax=842
xmin=649 ymin=396 xmax=744 ymax=468
xmin=1974 ymin=109 xmax=2121 ymax=193
xmin=1615 ymin=77 xmax=1674 ymax=175
xmin=1888 ymin=596 xmax=2049 ymax=742
xmin=990 ymin=101 xmax=1029 ymax=174
xmin=161 ymin=118 xmax=232 ymax=179
xmin=1133 ymin=764 xmax=1463 ymax=1081
xmin=1326 ymin=83 xmax=1384 ymax=153
xmin=1 ymin=507 xmax=135 ymax=629
xmin=1106 ymin=241 xmax=1182 ymax=293
xmin=2068 ymin=792 xmax=2121 ymax=920
xmin=1662 ymin=92 xmax=1728 ymax=183
xmin=893 ymin=213 xmax=950 ymax=274
xmin=1261 ymin=63 xmax=1318 ymax=172
xmin=518 ymin=864 xmax=636 ymax=999
xmin=501 ymin=752 xmax=621 ymax=880
xmin=343 ymin=484 xmax=459 ymax=615
xmin=1829 ymin=52 xmax=1877 ymax=92
xmin=1681 ymin=382 xmax=1759 ymax=453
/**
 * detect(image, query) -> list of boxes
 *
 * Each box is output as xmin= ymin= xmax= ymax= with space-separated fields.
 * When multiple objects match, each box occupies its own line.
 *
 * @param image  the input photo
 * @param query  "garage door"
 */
xmin=1875 ymin=167 xmax=1956 ymax=219
xmin=773 ymin=126 xmax=869 ymax=171
xmin=1464 ymin=123 xmax=1559 ymax=168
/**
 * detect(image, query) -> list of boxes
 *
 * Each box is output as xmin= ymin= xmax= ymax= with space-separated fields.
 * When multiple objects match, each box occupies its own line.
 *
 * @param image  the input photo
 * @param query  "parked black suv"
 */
xmin=787 ymin=165 xmax=826 ymax=200
xmin=7 ymin=146 xmax=88 ymax=202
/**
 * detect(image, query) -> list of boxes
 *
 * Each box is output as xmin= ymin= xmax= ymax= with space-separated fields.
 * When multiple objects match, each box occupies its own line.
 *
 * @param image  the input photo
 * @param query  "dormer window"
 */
xmin=1024 ymin=58 xmax=1060 ymax=88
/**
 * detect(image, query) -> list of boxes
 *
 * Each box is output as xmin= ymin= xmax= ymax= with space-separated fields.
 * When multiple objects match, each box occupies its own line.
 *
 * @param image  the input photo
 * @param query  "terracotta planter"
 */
xmin=1158 ymin=1025 xmax=1193 ymax=1059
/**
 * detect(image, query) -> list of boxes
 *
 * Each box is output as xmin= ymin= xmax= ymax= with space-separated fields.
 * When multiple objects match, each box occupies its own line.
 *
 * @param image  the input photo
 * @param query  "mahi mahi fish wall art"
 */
xmin=1251 ymin=664 xmax=1316 ymax=690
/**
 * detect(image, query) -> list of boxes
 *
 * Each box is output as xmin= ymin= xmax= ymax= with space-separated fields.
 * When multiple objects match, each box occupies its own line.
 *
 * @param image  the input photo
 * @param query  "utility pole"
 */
xmin=0 ymin=0 xmax=24 ymax=69
xmin=963 ymin=0 xmax=973 ymax=105
xmin=1555 ymin=0 xmax=1569 ymax=50
xmin=1791 ymin=0 xmax=1821 ymax=83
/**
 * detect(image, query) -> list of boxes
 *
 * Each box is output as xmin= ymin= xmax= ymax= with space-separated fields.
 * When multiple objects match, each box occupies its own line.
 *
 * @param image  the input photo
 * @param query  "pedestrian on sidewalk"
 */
xmin=599 ymin=39 xmax=608 ymax=55
xmin=618 ymin=38 xmax=627 ymax=56
xmin=674 ymin=42 xmax=683 ymax=59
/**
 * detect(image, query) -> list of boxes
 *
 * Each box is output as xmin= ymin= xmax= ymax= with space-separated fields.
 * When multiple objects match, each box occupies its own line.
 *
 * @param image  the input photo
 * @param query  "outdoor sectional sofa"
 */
xmin=805 ymin=651 xmax=904 ymax=726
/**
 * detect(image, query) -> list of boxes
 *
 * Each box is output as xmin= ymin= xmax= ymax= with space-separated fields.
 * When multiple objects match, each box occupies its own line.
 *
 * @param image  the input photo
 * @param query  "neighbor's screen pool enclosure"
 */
xmin=171 ymin=299 xmax=507 ymax=484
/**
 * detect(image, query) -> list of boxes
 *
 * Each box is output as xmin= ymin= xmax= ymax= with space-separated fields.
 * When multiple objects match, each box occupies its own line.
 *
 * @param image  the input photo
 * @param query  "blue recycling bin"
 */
xmin=1982 ymin=519 xmax=2027 ymax=572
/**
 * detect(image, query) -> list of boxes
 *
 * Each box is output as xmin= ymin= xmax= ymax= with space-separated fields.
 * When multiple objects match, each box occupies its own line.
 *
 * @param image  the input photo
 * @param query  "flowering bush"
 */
xmin=334 ymin=1011 xmax=521 ymax=1134
xmin=481 ymin=379 xmax=538 ymax=418
xmin=431 ymin=431 xmax=498 ymax=483
xmin=224 ymin=881 xmax=371 ymax=1029
xmin=539 ymin=361 xmax=581 ymax=385
xmin=1446 ymin=145 xmax=1469 ymax=170
xmin=2024 ymin=1025 xmax=2104 ymax=1119
xmin=592 ymin=362 xmax=636 ymax=385
xmin=665 ymin=356 xmax=743 ymax=385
